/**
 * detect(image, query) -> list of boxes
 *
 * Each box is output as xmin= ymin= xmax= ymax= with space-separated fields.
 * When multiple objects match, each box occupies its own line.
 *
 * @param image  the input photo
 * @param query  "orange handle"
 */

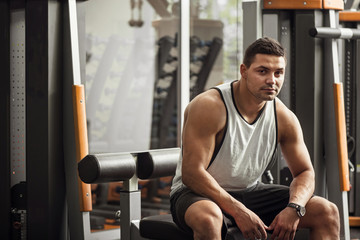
xmin=333 ymin=83 xmax=350 ymax=192
xmin=72 ymin=85 xmax=92 ymax=211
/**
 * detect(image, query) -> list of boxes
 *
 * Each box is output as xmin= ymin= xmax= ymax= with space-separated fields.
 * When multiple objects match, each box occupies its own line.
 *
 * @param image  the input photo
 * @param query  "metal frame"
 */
xmin=26 ymin=0 xmax=68 ymax=239
xmin=293 ymin=10 xmax=325 ymax=196
xmin=355 ymin=21 xmax=360 ymax=218
xmin=63 ymin=1 xmax=191 ymax=239
xmin=0 ymin=1 xmax=11 ymax=239
xmin=344 ymin=0 xmax=360 ymax=10
xmin=178 ymin=0 xmax=190 ymax=144
xmin=252 ymin=4 xmax=356 ymax=239
xmin=341 ymin=16 xmax=360 ymax=219
xmin=320 ymin=10 xmax=351 ymax=240
xmin=77 ymin=148 xmax=181 ymax=240
xmin=242 ymin=0 xmax=263 ymax=50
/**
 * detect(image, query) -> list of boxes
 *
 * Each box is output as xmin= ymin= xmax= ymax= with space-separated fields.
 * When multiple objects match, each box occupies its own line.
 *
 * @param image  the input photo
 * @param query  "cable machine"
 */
xmin=339 ymin=8 xmax=360 ymax=228
xmin=242 ymin=0 xmax=357 ymax=239
xmin=0 ymin=0 xmax=67 ymax=239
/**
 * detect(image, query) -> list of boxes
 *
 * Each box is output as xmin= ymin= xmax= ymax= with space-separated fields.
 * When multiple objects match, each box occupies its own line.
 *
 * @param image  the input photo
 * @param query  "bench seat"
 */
xmin=139 ymin=214 xmax=246 ymax=240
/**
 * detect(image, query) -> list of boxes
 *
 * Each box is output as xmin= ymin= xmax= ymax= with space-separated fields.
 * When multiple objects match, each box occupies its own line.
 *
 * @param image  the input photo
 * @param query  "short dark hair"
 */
xmin=243 ymin=37 xmax=285 ymax=68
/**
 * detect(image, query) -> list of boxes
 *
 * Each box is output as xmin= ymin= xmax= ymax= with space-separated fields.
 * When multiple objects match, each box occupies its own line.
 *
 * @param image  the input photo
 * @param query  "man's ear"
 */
xmin=240 ymin=64 xmax=247 ymax=79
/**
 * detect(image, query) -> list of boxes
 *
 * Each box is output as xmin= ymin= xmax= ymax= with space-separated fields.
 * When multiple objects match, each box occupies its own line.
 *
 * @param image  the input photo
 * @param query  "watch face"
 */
xmin=288 ymin=203 xmax=306 ymax=217
xmin=299 ymin=207 xmax=306 ymax=217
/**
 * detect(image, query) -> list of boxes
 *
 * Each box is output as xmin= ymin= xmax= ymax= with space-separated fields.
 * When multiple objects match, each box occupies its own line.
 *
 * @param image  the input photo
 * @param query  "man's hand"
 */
xmin=233 ymin=207 xmax=268 ymax=240
xmin=268 ymin=207 xmax=300 ymax=240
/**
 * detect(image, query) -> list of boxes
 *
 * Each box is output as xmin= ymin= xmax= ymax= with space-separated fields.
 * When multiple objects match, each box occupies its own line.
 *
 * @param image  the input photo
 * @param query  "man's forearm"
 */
xmin=289 ymin=170 xmax=315 ymax=206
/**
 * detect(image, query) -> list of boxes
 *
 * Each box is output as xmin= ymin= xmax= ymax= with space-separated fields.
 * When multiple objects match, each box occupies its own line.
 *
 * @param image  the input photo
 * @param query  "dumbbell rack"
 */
xmin=150 ymin=35 xmax=222 ymax=149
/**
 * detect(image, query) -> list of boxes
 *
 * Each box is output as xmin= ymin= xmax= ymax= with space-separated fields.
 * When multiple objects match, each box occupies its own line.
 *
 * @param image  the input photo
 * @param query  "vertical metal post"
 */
xmin=355 ymin=21 xmax=360 ymax=218
xmin=26 ymin=0 xmax=67 ymax=238
xmin=121 ymin=174 xmax=141 ymax=240
xmin=294 ymin=10 xmax=325 ymax=196
xmin=0 ymin=1 xmax=11 ymax=239
xmin=64 ymin=1 xmax=91 ymax=239
xmin=242 ymin=0 xmax=262 ymax=50
xmin=178 ymin=0 xmax=190 ymax=146
xmin=9 ymin=5 xmax=27 ymax=238
xmin=323 ymin=9 xmax=351 ymax=240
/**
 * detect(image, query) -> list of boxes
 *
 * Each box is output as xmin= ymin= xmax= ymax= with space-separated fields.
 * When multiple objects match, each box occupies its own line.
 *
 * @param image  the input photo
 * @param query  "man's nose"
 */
xmin=266 ymin=74 xmax=276 ymax=85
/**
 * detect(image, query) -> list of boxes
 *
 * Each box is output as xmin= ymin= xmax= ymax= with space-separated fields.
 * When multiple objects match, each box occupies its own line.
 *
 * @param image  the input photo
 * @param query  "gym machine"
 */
xmin=242 ymin=0 xmax=357 ymax=239
xmin=0 ymin=1 xmax=69 ymax=239
xmin=64 ymin=1 xmax=193 ymax=239
xmin=78 ymin=148 xmax=249 ymax=240
xmin=78 ymin=147 xmax=304 ymax=240
xmin=338 ymin=9 xmax=360 ymax=227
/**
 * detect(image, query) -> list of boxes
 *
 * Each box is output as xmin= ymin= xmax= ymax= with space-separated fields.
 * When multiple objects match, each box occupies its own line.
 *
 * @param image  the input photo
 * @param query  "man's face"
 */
xmin=241 ymin=54 xmax=286 ymax=101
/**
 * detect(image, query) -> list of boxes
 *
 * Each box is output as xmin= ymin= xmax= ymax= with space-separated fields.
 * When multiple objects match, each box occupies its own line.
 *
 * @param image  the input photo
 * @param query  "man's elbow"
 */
xmin=308 ymin=167 xmax=316 ymax=181
xmin=181 ymin=167 xmax=199 ymax=187
xmin=182 ymin=170 xmax=192 ymax=187
xmin=305 ymin=168 xmax=316 ymax=190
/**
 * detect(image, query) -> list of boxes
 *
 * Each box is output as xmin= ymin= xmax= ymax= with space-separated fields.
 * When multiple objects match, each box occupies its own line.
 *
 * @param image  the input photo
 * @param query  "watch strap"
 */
xmin=287 ymin=203 xmax=305 ymax=217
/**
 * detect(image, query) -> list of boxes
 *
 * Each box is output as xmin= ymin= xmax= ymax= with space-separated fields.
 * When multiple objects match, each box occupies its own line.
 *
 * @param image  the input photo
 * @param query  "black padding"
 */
xmin=78 ymin=153 xmax=136 ymax=183
xmin=137 ymin=148 xmax=180 ymax=179
xmin=140 ymin=214 xmax=192 ymax=240
xmin=226 ymin=227 xmax=245 ymax=240
xmin=140 ymin=214 xmax=247 ymax=240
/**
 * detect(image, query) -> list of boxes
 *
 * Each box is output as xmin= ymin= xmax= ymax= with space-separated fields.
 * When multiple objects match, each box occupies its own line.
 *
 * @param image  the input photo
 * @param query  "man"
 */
xmin=170 ymin=37 xmax=340 ymax=240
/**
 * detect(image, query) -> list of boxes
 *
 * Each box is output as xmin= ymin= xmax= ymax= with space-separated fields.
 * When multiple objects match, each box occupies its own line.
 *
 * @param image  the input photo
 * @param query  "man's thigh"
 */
xmin=170 ymin=187 xmax=227 ymax=236
xmin=170 ymin=183 xmax=290 ymax=233
xmin=170 ymin=187 xmax=209 ymax=232
xmin=229 ymin=182 xmax=290 ymax=226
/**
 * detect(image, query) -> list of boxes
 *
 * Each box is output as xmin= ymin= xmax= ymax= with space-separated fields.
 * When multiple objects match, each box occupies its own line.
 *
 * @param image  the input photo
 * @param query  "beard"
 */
xmin=252 ymin=85 xmax=280 ymax=101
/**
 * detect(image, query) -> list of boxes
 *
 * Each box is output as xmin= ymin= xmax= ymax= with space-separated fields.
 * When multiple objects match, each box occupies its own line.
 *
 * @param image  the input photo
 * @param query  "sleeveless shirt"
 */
xmin=170 ymin=81 xmax=278 ymax=196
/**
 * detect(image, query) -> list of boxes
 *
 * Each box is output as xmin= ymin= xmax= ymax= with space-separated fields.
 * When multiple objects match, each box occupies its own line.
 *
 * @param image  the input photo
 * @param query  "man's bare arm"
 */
xmin=269 ymin=100 xmax=315 ymax=239
xmin=181 ymin=90 xmax=268 ymax=239
xmin=277 ymin=101 xmax=315 ymax=205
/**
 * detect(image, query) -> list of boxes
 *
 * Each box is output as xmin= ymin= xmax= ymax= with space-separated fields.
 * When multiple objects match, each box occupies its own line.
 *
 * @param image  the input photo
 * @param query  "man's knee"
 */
xmin=307 ymin=197 xmax=340 ymax=230
xmin=185 ymin=200 xmax=223 ymax=237
xmin=322 ymin=201 xmax=340 ymax=229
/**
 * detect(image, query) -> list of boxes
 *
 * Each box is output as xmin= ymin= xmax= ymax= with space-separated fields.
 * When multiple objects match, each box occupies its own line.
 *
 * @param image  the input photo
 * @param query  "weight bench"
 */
xmin=78 ymin=148 xmax=247 ymax=240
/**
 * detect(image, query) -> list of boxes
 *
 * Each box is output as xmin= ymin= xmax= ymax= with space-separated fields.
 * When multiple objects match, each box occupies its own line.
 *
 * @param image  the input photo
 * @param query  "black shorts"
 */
xmin=170 ymin=182 xmax=290 ymax=236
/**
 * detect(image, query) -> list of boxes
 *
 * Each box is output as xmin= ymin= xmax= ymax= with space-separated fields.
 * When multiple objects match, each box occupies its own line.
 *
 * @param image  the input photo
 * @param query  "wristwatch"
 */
xmin=287 ymin=203 xmax=306 ymax=217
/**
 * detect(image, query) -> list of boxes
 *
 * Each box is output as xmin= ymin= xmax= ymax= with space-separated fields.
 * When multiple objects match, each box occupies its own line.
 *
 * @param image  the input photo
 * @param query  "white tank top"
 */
xmin=170 ymin=81 xmax=278 ymax=196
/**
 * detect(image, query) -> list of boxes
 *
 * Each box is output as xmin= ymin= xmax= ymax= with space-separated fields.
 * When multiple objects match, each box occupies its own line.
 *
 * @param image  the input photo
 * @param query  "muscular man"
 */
xmin=170 ymin=37 xmax=340 ymax=240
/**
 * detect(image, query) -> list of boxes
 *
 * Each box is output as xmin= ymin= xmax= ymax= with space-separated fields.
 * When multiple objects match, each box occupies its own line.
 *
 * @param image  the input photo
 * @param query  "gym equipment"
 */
xmin=68 ymin=0 xmax=92 ymax=213
xmin=9 ymin=2 xmax=27 ymax=238
xmin=243 ymin=0 xmax=354 ymax=238
xmin=309 ymin=11 xmax=360 ymax=240
xmin=189 ymin=36 xmax=223 ymax=100
xmin=150 ymin=35 xmax=222 ymax=149
xmin=78 ymin=148 xmax=249 ymax=240
xmin=66 ymin=0 xmax=105 ymax=239
xmin=2 ymin=1 xmax=69 ymax=238
xmin=339 ymin=10 xmax=360 ymax=227
xmin=129 ymin=0 xmax=144 ymax=27
xmin=146 ymin=0 xmax=171 ymax=18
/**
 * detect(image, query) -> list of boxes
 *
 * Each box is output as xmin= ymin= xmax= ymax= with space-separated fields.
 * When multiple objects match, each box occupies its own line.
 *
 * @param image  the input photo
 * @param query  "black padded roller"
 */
xmin=78 ymin=153 xmax=136 ymax=183
xmin=137 ymin=148 xmax=180 ymax=179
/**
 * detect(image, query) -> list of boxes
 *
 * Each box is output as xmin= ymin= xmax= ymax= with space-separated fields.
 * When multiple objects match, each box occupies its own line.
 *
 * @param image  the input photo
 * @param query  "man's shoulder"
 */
xmin=186 ymin=89 xmax=226 ymax=126
xmin=275 ymin=97 xmax=302 ymax=140
xmin=275 ymin=97 xmax=297 ymax=120
xmin=190 ymin=88 xmax=225 ymax=109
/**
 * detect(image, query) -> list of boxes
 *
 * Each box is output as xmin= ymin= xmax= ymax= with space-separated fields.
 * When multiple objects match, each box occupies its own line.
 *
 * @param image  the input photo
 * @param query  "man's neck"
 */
xmin=233 ymin=79 xmax=266 ymax=123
